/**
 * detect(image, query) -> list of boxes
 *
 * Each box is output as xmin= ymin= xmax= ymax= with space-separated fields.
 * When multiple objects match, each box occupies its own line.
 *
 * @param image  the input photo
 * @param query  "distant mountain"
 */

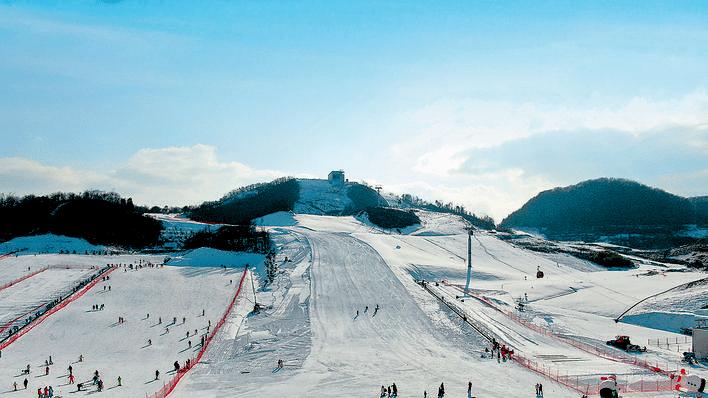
xmin=501 ymin=178 xmax=702 ymax=246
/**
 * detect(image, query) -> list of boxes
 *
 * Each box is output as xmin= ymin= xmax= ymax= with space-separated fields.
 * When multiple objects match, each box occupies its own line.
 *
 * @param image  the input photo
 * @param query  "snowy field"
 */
xmin=172 ymin=211 xmax=706 ymax=398
xmin=1 ymin=211 xmax=706 ymax=398
xmin=0 ymin=251 xmax=251 ymax=398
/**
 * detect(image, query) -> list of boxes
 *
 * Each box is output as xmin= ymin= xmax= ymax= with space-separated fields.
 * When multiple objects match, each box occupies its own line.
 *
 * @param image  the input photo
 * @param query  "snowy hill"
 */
xmin=0 ymin=233 xmax=106 ymax=255
xmin=293 ymin=179 xmax=355 ymax=214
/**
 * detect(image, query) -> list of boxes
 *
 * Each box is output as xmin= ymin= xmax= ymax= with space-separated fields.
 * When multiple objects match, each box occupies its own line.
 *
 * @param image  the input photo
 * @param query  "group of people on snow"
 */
xmin=483 ymin=338 xmax=513 ymax=363
xmin=534 ymin=382 xmax=544 ymax=397
xmin=377 ymin=380 xmax=479 ymax=398
xmin=12 ymin=354 xmax=122 ymax=396
xmin=356 ymin=304 xmax=380 ymax=318
xmin=379 ymin=382 xmax=398 ymax=397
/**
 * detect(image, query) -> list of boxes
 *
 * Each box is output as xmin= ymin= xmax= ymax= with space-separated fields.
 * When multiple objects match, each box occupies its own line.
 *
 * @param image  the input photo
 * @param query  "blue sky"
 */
xmin=1 ymin=1 xmax=707 ymax=220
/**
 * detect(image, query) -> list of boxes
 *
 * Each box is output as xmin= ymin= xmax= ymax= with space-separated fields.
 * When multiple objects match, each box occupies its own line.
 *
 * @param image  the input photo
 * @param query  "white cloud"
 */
xmin=383 ymin=170 xmax=555 ymax=222
xmin=0 ymin=157 xmax=106 ymax=194
xmin=0 ymin=145 xmax=286 ymax=207
xmin=392 ymin=91 xmax=708 ymax=177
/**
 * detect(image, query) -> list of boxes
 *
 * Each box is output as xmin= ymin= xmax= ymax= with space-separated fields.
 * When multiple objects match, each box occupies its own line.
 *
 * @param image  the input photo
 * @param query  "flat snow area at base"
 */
xmin=0 ymin=257 xmax=244 ymax=398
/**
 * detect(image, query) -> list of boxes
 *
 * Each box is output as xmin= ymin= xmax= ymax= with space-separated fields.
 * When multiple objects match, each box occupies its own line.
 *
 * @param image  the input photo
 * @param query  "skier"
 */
xmin=48 ymin=385 xmax=53 ymax=397
xmin=174 ymin=361 xmax=180 ymax=372
xmin=392 ymin=382 xmax=398 ymax=396
xmin=535 ymin=383 xmax=539 ymax=396
xmin=188 ymin=340 xmax=191 ymax=349
xmin=538 ymin=383 xmax=543 ymax=397
xmin=23 ymin=378 xmax=28 ymax=389
xmin=356 ymin=310 xmax=359 ymax=317
xmin=45 ymin=365 xmax=49 ymax=375
xmin=201 ymin=309 xmax=205 ymax=316
xmin=69 ymin=374 xmax=75 ymax=384
xmin=468 ymin=381 xmax=472 ymax=397
xmin=117 ymin=376 xmax=121 ymax=386
xmin=13 ymin=381 xmax=17 ymax=391
xmin=365 ymin=305 xmax=369 ymax=313
xmin=182 ymin=317 xmax=185 ymax=324
xmin=148 ymin=339 xmax=152 ymax=346
xmin=25 ymin=364 xmax=30 ymax=374
xmin=155 ymin=370 xmax=160 ymax=380
xmin=49 ymin=356 xmax=52 ymax=365
xmin=79 ymin=354 xmax=83 ymax=362
xmin=159 ymin=317 xmax=162 ymax=324
xmin=438 ymin=382 xmax=445 ymax=398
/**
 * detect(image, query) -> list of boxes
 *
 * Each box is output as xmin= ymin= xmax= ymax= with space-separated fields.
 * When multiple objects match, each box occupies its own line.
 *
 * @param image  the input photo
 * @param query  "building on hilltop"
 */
xmin=328 ymin=170 xmax=345 ymax=187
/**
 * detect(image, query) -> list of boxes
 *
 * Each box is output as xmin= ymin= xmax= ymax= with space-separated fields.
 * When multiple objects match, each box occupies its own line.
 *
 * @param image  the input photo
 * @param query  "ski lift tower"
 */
xmin=464 ymin=227 xmax=473 ymax=296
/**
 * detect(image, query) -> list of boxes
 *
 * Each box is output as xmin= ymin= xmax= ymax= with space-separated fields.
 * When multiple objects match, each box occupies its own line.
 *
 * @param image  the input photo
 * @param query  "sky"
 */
xmin=1 ymin=1 xmax=707 ymax=221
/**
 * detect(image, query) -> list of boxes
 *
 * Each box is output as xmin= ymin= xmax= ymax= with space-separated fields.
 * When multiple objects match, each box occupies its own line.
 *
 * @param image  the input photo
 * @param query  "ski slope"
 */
xmin=172 ymin=216 xmax=577 ymax=398
xmin=173 ymin=212 xmax=706 ymax=397
xmin=0 ymin=253 xmax=249 ymax=398
xmin=1 ymin=212 xmax=705 ymax=398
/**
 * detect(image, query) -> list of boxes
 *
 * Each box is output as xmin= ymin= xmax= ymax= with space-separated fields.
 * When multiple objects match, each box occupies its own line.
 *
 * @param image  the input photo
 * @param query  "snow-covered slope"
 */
xmin=293 ymin=179 xmax=354 ymax=215
xmin=147 ymin=213 xmax=224 ymax=249
xmin=0 ymin=254 xmax=246 ymax=398
xmin=0 ymin=234 xmax=105 ymax=255
xmin=3 ymin=210 xmax=705 ymax=398
xmin=167 ymin=247 xmax=264 ymax=268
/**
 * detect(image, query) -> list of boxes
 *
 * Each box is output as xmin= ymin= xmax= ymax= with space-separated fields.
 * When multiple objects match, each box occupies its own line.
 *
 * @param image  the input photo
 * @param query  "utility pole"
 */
xmin=250 ymin=269 xmax=258 ymax=312
xmin=464 ymin=228 xmax=473 ymax=296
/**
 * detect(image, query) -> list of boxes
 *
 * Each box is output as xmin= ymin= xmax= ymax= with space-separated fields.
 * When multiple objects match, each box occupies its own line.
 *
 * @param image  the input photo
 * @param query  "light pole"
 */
xmin=464 ymin=228 xmax=473 ymax=296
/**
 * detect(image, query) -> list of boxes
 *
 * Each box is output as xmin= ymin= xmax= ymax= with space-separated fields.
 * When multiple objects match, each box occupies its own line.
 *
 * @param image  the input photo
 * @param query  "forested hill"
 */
xmin=0 ymin=191 xmax=162 ymax=248
xmin=188 ymin=177 xmax=301 ymax=225
xmin=501 ymin=178 xmax=701 ymax=236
